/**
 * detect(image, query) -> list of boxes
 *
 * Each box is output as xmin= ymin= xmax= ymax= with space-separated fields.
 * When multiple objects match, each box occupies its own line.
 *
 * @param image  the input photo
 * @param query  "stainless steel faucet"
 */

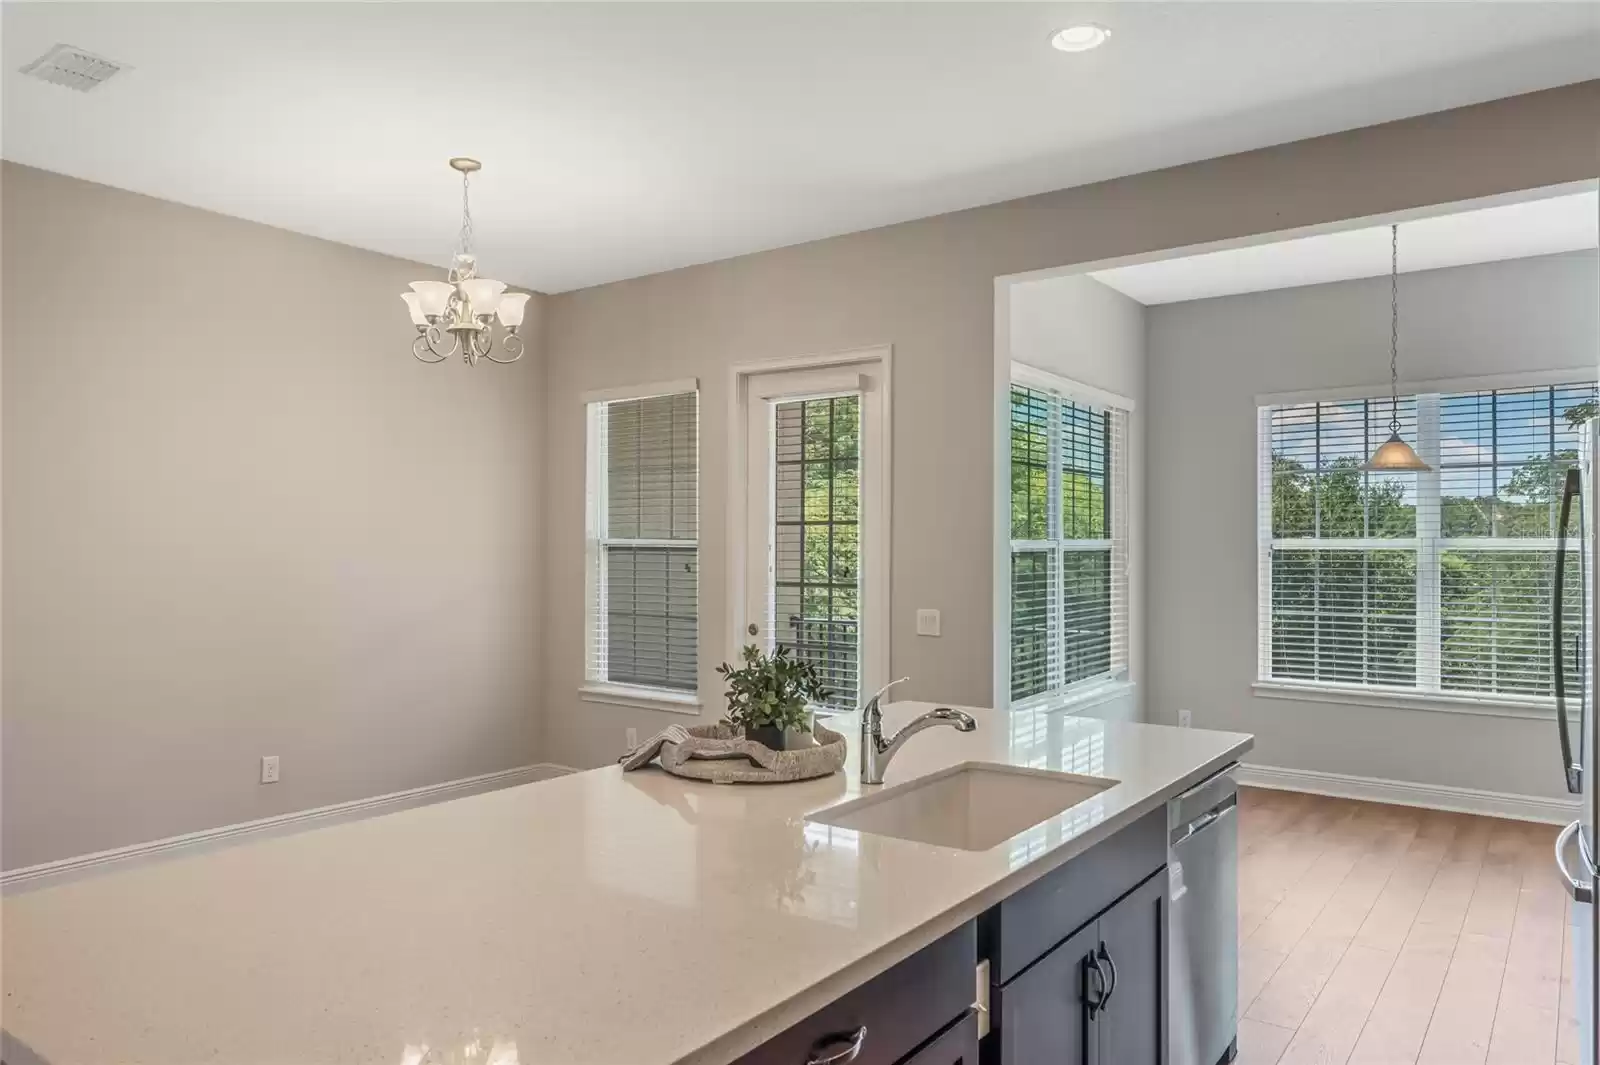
xmin=858 ymin=678 xmax=977 ymax=785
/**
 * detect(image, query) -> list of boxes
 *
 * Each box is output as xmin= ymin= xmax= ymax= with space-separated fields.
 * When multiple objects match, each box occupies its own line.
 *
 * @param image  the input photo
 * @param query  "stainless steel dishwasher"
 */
xmin=1168 ymin=762 xmax=1240 ymax=1065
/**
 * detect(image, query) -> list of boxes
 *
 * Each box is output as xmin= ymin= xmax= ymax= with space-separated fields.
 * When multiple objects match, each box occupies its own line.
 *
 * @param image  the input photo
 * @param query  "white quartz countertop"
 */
xmin=1 ymin=704 xmax=1251 ymax=1065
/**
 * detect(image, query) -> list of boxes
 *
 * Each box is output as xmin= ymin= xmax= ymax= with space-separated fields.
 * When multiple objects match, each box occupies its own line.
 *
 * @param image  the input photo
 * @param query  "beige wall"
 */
xmin=1147 ymin=250 xmax=1599 ymax=800
xmin=540 ymin=82 xmax=1600 ymax=770
xmin=1 ymin=164 xmax=546 ymax=869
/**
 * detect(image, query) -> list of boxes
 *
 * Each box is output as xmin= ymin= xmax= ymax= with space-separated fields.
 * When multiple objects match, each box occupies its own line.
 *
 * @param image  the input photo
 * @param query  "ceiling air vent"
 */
xmin=20 ymin=44 xmax=126 ymax=93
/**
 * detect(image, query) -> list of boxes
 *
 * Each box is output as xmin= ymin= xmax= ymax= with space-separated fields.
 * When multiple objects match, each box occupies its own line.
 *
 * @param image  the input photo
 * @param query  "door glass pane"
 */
xmin=773 ymin=395 xmax=860 ymax=708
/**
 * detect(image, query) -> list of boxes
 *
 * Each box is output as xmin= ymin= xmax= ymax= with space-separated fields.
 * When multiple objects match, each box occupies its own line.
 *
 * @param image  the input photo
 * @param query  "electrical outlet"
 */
xmin=916 ymin=608 xmax=941 ymax=637
xmin=626 ymin=727 xmax=639 ymax=750
xmin=260 ymin=755 xmax=281 ymax=784
xmin=1177 ymin=709 xmax=1192 ymax=729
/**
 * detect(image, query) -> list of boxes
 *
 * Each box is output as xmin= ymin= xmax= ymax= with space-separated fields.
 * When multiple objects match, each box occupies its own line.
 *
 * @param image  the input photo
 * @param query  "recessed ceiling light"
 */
xmin=1050 ymin=24 xmax=1111 ymax=53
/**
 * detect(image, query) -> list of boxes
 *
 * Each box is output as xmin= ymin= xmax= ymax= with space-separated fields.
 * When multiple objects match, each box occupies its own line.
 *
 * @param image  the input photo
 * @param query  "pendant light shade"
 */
xmin=1365 ymin=223 xmax=1431 ymax=472
xmin=1363 ymin=430 xmax=1430 ymax=471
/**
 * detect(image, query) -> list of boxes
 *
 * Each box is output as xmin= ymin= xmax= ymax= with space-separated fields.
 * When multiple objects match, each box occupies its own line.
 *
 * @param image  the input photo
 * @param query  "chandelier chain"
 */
xmin=459 ymin=170 xmax=474 ymax=257
xmin=1389 ymin=222 xmax=1399 ymax=434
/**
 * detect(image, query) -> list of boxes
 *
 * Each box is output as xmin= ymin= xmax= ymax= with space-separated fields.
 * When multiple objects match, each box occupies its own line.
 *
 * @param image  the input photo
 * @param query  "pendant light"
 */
xmin=1363 ymin=223 xmax=1431 ymax=472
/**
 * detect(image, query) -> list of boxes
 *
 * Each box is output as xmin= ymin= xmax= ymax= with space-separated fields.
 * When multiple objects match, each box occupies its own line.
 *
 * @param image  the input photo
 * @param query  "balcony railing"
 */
xmin=782 ymin=615 xmax=859 ymax=709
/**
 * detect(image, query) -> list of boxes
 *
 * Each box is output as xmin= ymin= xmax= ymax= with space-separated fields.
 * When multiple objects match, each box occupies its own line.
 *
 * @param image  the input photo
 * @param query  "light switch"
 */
xmin=916 ymin=609 xmax=941 ymax=637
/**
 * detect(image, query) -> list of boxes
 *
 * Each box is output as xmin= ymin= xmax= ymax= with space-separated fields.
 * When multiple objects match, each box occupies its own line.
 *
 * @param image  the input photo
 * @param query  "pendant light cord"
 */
xmin=1389 ymin=223 xmax=1400 ymax=434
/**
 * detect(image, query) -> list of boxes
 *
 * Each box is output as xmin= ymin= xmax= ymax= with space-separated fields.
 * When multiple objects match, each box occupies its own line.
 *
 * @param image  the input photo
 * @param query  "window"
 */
xmin=772 ymin=394 xmax=861 ymax=709
xmin=1008 ymin=377 xmax=1131 ymax=706
xmin=1258 ymin=381 xmax=1596 ymax=705
xmin=585 ymin=387 xmax=698 ymax=697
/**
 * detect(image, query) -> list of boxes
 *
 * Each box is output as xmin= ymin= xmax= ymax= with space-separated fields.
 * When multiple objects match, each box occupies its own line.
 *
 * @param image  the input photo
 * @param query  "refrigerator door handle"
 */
xmin=1553 ymin=467 xmax=1584 ymax=795
xmin=1556 ymin=819 xmax=1594 ymax=904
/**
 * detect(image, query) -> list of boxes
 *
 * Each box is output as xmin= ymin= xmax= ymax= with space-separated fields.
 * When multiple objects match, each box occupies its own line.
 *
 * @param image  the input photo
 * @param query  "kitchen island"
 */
xmin=1 ymin=704 xmax=1251 ymax=1065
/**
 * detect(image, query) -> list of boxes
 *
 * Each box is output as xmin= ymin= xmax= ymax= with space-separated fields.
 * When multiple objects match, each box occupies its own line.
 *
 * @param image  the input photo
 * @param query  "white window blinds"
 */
xmin=1258 ymin=382 xmax=1595 ymax=703
xmin=1009 ymin=382 xmax=1131 ymax=705
xmin=587 ymin=390 xmax=699 ymax=692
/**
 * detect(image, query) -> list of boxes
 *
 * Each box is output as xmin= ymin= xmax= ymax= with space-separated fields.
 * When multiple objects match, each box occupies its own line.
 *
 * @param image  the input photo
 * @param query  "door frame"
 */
xmin=727 ymin=345 xmax=893 ymax=705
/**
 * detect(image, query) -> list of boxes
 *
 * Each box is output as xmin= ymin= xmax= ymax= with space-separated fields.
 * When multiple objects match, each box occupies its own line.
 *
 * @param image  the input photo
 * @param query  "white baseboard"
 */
xmin=2 ymin=762 xmax=576 ymax=892
xmin=1236 ymin=763 xmax=1580 ymax=825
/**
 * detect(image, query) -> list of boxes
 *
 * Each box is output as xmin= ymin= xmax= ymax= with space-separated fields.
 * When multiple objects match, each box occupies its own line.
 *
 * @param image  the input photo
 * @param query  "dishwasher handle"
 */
xmin=1171 ymin=791 xmax=1237 ymax=846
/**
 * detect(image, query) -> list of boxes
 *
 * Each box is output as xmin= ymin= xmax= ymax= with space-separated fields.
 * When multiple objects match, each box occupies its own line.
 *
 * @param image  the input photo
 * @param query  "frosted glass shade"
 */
xmin=400 ymin=292 xmax=429 ymax=326
xmin=1363 ymin=432 xmax=1431 ymax=471
xmin=459 ymin=279 xmax=507 ymax=318
xmin=497 ymin=292 xmax=531 ymax=328
xmin=409 ymin=281 xmax=453 ymax=318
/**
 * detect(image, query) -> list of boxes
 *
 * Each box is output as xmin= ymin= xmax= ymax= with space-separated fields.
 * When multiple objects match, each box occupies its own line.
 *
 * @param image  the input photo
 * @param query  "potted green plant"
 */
xmin=716 ymin=644 xmax=830 ymax=751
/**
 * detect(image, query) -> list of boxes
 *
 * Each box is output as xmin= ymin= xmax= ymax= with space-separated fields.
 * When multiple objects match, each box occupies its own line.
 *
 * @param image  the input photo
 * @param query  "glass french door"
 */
xmin=743 ymin=364 xmax=886 ymax=711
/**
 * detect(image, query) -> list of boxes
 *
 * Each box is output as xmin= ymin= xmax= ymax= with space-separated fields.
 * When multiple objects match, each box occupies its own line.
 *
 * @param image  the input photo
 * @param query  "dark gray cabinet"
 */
xmin=990 ymin=867 xmax=1168 ymax=1065
xmin=1094 ymin=870 xmax=1167 ymax=1065
xmin=902 ymin=1012 xmax=980 ymax=1065
xmin=735 ymin=810 xmax=1171 ymax=1065
xmin=980 ymin=810 xmax=1165 ymax=984
xmin=996 ymin=921 xmax=1098 ymax=1065
xmin=733 ymin=923 xmax=975 ymax=1065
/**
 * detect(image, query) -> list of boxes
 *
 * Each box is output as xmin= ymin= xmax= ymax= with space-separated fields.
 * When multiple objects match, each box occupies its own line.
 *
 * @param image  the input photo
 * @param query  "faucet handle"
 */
xmin=861 ymin=677 xmax=911 ymax=711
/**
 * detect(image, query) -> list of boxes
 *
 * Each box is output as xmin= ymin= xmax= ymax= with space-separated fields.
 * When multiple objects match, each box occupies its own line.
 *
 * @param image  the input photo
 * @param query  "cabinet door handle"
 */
xmin=1083 ymin=950 xmax=1107 ymax=1018
xmin=806 ymin=1026 xmax=867 ymax=1065
xmin=1096 ymin=943 xmax=1119 ymax=1011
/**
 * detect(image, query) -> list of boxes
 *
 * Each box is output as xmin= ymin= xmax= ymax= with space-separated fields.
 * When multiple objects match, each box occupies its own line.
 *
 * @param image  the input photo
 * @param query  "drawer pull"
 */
xmin=806 ymin=1026 xmax=867 ymax=1065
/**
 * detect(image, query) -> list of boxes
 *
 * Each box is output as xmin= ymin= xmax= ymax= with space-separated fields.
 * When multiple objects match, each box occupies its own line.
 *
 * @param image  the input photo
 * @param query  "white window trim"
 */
xmin=583 ymin=380 xmax=702 ymax=708
xmin=1255 ymin=367 xmax=1595 ymax=409
xmin=579 ymin=682 xmax=704 ymax=715
xmin=997 ymin=363 xmax=1135 ymax=710
xmin=580 ymin=378 xmax=700 ymax=406
xmin=1013 ymin=361 xmax=1138 ymax=413
xmin=1251 ymin=681 xmax=1555 ymax=721
xmin=726 ymin=346 xmax=892 ymax=704
xmin=1255 ymin=372 xmax=1599 ymax=714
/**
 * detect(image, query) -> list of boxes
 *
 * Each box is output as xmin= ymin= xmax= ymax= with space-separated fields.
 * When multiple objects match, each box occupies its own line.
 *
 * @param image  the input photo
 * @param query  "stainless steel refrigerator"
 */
xmin=1553 ymin=435 xmax=1598 ymax=1065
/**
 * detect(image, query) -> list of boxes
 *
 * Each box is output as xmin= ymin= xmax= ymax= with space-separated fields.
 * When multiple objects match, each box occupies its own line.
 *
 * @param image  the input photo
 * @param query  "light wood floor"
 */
xmin=1235 ymin=787 xmax=1580 ymax=1065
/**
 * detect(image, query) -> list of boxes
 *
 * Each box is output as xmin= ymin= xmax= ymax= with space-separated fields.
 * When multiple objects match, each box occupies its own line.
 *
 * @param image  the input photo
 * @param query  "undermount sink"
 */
xmin=806 ymin=762 xmax=1118 ymax=851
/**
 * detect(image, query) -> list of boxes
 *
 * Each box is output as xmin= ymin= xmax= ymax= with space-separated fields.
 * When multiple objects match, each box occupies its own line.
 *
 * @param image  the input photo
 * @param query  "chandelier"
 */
xmin=401 ymin=158 xmax=529 ymax=366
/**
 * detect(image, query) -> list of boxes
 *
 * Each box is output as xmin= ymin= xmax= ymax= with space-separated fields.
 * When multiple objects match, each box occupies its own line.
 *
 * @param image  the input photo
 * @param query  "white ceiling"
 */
xmin=4 ymin=3 xmax=1598 ymax=293
xmin=1090 ymin=189 xmax=1600 ymax=305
